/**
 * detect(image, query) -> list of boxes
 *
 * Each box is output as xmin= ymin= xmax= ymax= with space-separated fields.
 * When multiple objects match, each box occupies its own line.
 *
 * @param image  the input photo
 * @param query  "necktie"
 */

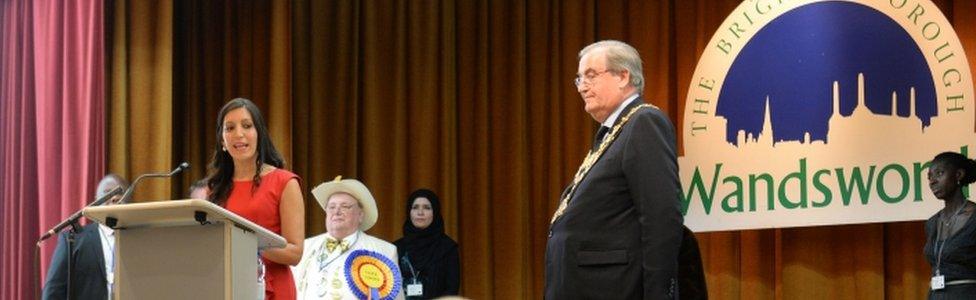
xmin=592 ymin=126 xmax=610 ymax=152
xmin=325 ymin=237 xmax=349 ymax=253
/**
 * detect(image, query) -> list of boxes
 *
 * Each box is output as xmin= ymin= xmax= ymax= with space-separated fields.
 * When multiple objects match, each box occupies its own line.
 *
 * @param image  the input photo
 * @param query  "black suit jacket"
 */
xmin=43 ymin=223 xmax=109 ymax=300
xmin=679 ymin=225 xmax=708 ymax=299
xmin=545 ymin=98 xmax=684 ymax=299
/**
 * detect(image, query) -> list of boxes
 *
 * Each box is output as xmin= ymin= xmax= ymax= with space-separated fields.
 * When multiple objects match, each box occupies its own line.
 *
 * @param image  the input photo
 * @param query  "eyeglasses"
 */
xmin=574 ymin=69 xmax=613 ymax=87
xmin=326 ymin=204 xmax=359 ymax=214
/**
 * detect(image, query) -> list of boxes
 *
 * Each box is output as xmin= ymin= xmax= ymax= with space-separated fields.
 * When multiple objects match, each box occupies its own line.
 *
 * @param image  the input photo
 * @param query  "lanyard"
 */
xmin=935 ymin=202 xmax=969 ymax=276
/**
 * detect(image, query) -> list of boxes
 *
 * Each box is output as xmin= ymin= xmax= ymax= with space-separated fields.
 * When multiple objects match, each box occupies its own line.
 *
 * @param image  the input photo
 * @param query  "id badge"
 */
xmin=406 ymin=283 xmax=423 ymax=296
xmin=931 ymin=275 xmax=945 ymax=290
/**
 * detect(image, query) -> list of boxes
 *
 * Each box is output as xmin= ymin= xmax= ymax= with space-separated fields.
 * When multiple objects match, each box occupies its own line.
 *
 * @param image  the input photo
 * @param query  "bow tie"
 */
xmin=325 ymin=237 xmax=350 ymax=253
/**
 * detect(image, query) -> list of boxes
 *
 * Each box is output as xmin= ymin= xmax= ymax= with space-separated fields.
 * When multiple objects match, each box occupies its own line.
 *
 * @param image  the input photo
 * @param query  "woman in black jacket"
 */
xmin=394 ymin=189 xmax=460 ymax=299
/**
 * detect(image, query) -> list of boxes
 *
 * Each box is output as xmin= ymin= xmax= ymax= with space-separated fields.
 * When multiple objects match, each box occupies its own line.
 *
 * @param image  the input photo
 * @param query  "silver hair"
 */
xmin=579 ymin=40 xmax=645 ymax=92
xmin=96 ymin=174 xmax=129 ymax=202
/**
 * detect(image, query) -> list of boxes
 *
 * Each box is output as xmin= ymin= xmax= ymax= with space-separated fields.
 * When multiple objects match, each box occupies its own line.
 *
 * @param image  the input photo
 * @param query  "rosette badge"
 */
xmin=344 ymin=250 xmax=402 ymax=299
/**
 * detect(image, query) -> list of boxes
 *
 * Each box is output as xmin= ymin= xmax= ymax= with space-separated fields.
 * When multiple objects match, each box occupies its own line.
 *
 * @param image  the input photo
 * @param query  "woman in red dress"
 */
xmin=205 ymin=98 xmax=305 ymax=299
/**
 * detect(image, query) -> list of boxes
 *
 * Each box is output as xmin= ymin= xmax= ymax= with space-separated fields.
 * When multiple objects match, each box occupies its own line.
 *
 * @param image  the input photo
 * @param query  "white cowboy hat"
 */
xmin=311 ymin=176 xmax=378 ymax=231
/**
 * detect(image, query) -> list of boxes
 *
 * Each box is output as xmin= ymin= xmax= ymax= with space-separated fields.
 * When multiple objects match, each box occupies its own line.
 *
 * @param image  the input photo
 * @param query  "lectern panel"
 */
xmin=117 ymin=223 xmax=225 ymax=299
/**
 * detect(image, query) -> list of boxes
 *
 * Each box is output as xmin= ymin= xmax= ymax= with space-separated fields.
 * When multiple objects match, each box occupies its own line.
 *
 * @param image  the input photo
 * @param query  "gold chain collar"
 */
xmin=550 ymin=104 xmax=654 ymax=224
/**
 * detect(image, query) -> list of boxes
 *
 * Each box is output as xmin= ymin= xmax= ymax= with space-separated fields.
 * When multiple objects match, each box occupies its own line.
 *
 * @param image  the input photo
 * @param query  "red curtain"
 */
xmin=0 ymin=0 xmax=106 ymax=298
xmin=0 ymin=0 xmax=40 ymax=298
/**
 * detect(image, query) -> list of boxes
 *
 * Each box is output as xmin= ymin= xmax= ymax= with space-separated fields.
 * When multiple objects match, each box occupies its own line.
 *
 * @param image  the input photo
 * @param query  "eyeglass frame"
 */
xmin=325 ymin=203 xmax=362 ymax=214
xmin=574 ymin=68 xmax=617 ymax=87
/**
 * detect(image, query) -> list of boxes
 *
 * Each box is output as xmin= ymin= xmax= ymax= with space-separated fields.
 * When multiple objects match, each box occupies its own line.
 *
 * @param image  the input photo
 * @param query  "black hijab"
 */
xmin=394 ymin=189 xmax=457 ymax=273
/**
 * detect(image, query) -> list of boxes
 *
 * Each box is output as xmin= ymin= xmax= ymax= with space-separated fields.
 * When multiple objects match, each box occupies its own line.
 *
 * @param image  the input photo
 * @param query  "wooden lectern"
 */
xmin=84 ymin=199 xmax=286 ymax=300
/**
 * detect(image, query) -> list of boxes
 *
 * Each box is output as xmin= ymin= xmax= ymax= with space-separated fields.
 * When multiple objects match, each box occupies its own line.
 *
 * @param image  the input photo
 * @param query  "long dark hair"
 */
xmin=206 ymin=98 xmax=285 ymax=205
xmin=933 ymin=151 xmax=976 ymax=186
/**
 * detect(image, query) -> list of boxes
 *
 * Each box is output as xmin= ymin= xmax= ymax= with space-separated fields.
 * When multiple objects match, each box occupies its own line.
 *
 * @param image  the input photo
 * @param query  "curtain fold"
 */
xmin=108 ymin=0 xmax=173 ymax=200
xmin=33 ymin=0 xmax=107 ymax=283
xmin=0 ymin=2 xmax=40 ymax=299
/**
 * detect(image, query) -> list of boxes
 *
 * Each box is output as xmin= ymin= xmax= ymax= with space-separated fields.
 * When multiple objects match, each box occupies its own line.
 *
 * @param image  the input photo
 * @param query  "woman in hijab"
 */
xmin=394 ymin=189 xmax=460 ymax=299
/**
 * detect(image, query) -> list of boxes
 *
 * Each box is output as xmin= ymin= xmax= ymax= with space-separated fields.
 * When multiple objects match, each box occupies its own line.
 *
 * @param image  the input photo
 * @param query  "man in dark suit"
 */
xmin=545 ymin=40 xmax=684 ymax=299
xmin=43 ymin=174 xmax=129 ymax=300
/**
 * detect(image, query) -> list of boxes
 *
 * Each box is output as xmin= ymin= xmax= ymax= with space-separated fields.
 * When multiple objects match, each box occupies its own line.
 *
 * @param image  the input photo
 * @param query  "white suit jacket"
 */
xmin=292 ymin=231 xmax=404 ymax=300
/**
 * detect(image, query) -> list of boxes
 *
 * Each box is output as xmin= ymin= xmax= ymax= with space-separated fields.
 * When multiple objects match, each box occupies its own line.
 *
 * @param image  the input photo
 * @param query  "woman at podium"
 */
xmin=204 ymin=98 xmax=305 ymax=300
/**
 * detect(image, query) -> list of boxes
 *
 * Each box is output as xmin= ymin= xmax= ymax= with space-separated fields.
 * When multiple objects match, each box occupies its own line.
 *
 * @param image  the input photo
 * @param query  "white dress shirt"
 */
xmin=97 ymin=224 xmax=115 ymax=300
xmin=602 ymin=93 xmax=641 ymax=129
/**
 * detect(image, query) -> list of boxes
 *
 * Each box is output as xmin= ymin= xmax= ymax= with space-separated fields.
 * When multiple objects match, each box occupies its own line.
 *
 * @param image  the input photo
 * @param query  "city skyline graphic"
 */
xmin=715 ymin=1 xmax=937 ymax=146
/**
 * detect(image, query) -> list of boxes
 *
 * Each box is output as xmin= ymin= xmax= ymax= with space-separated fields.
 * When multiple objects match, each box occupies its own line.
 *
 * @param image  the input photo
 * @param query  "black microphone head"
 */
xmin=179 ymin=162 xmax=190 ymax=171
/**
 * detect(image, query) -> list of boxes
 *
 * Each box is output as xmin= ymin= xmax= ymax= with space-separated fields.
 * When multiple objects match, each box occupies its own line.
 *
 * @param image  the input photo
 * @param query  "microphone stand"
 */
xmin=36 ymin=186 xmax=122 ymax=299
xmin=36 ymin=162 xmax=187 ymax=298
xmin=37 ymin=187 xmax=124 ymax=244
xmin=118 ymin=162 xmax=190 ymax=205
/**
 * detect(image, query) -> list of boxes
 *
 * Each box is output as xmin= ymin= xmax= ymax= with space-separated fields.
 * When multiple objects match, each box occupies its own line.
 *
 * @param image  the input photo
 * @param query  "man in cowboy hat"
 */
xmin=293 ymin=176 xmax=404 ymax=300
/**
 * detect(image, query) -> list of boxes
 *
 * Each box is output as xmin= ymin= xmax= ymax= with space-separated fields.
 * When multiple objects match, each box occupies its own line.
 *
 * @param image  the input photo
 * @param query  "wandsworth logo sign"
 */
xmin=680 ymin=0 xmax=975 ymax=231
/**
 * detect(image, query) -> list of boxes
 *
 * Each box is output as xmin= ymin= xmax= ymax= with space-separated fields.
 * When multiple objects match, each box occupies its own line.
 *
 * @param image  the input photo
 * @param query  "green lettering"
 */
xmin=922 ymin=22 xmax=941 ymax=41
xmin=908 ymin=4 xmax=924 ymax=25
xmin=836 ymin=166 xmax=877 ymax=205
xmin=691 ymin=122 xmax=707 ymax=136
xmin=812 ymin=169 xmax=833 ymax=207
xmin=914 ymin=161 xmax=932 ymax=201
xmin=693 ymin=98 xmax=709 ymax=114
xmin=946 ymin=94 xmax=965 ymax=112
xmin=682 ymin=164 xmax=723 ymax=215
xmin=698 ymin=77 xmax=715 ymax=91
xmin=877 ymin=164 xmax=910 ymax=203
xmin=729 ymin=23 xmax=747 ymax=39
xmin=722 ymin=176 xmax=744 ymax=213
xmin=756 ymin=0 xmax=772 ymax=15
xmin=717 ymin=39 xmax=732 ymax=55
xmin=778 ymin=158 xmax=808 ymax=209
xmin=935 ymin=42 xmax=955 ymax=63
xmin=749 ymin=173 xmax=775 ymax=211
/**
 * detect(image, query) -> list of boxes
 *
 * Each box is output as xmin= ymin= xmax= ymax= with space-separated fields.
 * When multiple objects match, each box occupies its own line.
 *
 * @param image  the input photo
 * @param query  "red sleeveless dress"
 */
xmin=224 ymin=169 xmax=300 ymax=300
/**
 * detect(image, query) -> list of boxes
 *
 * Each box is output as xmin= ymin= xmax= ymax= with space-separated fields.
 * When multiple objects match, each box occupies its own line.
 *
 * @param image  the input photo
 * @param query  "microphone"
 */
xmin=37 ymin=186 xmax=124 ymax=243
xmin=401 ymin=253 xmax=419 ymax=284
xmin=118 ymin=162 xmax=190 ymax=204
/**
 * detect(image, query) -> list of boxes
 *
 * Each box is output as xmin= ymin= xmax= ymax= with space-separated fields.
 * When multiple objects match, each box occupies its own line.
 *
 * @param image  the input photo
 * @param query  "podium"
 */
xmin=84 ymin=199 xmax=286 ymax=300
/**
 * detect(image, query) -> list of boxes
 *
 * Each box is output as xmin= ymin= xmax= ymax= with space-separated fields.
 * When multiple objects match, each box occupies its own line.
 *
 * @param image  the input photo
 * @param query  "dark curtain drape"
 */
xmin=100 ymin=0 xmax=976 ymax=299
xmin=0 ymin=0 xmax=106 ymax=299
xmin=108 ymin=0 xmax=174 ymax=200
xmin=171 ymin=0 xmax=291 ymax=198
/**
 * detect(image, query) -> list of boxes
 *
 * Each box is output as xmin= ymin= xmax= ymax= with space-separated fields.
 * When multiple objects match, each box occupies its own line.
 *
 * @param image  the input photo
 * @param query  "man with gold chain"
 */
xmin=545 ymin=40 xmax=684 ymax=299
xmin=293 ymin=177 xmax=404 ymax=300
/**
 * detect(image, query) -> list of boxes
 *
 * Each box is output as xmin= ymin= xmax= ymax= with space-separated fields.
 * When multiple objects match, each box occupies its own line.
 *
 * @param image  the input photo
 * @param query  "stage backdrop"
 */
xmin=104 ymin=0 xmax=976 ymax=299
